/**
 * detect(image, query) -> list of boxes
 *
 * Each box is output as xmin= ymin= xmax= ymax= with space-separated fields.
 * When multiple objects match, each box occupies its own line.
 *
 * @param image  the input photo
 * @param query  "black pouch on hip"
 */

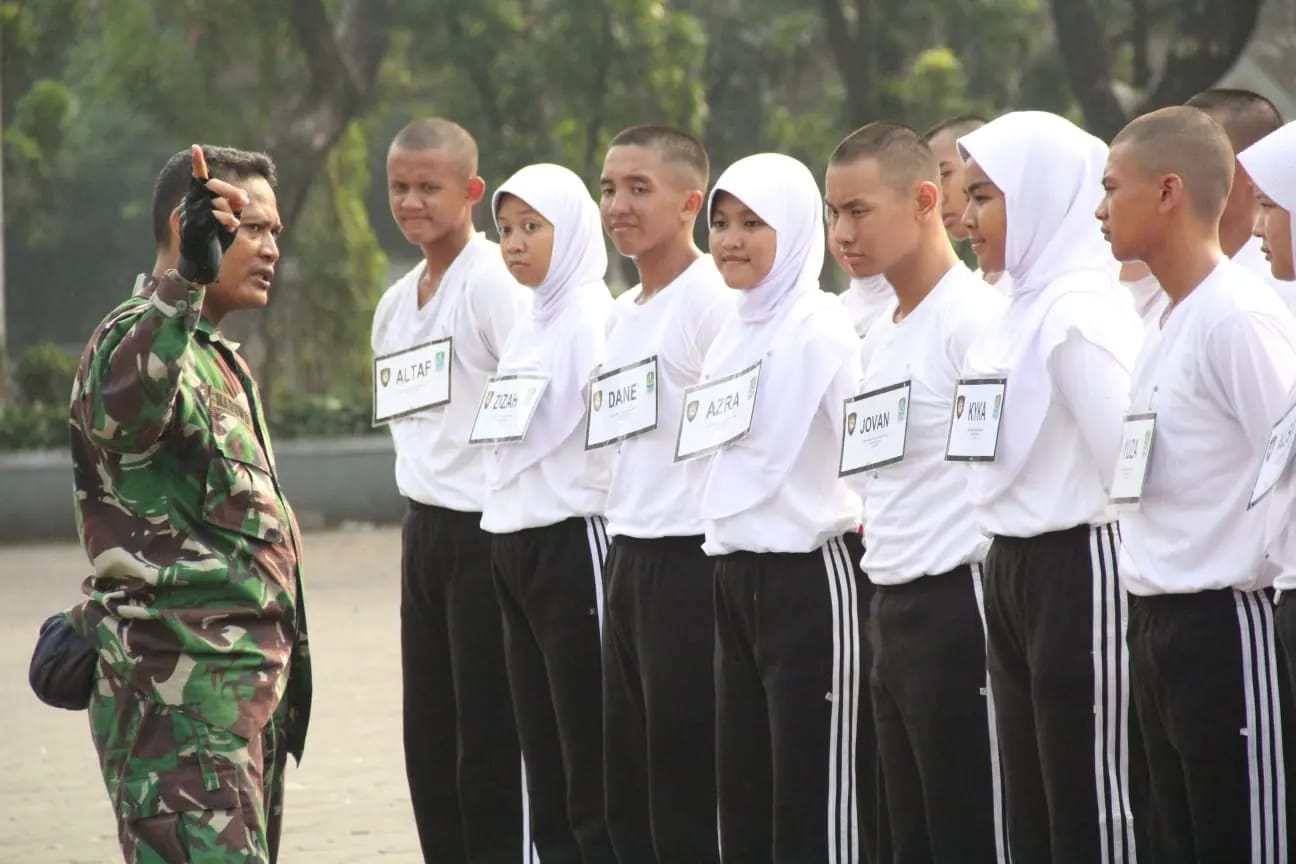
xmin=29 ymin=613 xmax=97 ymax=710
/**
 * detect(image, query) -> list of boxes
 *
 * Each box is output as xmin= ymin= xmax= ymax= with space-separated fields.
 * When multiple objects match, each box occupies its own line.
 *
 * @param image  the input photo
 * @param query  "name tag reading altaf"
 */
xmin=468 ymin=374 xmax=550 ymax=444
xmin=674 ymin=361 xmax=762 ymax=462
xmin=585 ymin=356 xmax=659 ymax=450
xmin=840 ymin=380 xmax=911 ymax=476
xmin=944 ymin=377 xmax=1007 ymax=462
xmin=1249 ymin=398 xmax=1296 ymax=508
xmin=372 ymin=337 xmax=452 ymax=425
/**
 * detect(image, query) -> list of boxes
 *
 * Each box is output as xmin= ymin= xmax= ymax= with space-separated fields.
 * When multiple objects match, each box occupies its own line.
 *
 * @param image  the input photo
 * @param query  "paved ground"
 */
xmin=0 ymin=528 xmax=423 ymax=863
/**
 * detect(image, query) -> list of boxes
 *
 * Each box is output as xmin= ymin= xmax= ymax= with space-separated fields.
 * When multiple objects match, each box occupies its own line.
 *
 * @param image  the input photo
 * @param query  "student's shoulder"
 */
xmin=1204 ymin=260 xmax=1296 ymax=342
xmin=373 ymin=261 xmax=422 ymax=323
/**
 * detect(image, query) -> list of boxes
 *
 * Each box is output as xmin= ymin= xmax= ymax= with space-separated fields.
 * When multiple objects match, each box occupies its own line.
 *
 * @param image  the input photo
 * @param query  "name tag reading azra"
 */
xmin=373 ymin=337 xmax=452 ymax=425
xmin=468 ymin=374 xmax=550 ymax=444
xmin=674 ymin=361 xmax=761 ymax=462
xmin=585 ymin=356 xmax=659 ymax=450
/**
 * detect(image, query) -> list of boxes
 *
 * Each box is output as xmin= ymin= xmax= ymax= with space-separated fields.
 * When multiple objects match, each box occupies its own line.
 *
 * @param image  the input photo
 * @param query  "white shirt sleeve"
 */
xmin=1048 ymin=336 xmax=1132 ymax=491
xmin=470 ymin=272 xmax=529 ymax=362
xmin=688 ymin=292 xmax=736 ymax=371
xmin=1201 ymin=313 xmax=1296 ymax=451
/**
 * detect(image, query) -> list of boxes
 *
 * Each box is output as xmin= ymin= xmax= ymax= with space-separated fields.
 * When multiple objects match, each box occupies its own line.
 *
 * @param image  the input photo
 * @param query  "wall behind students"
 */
xmin=1 ymin=0 xmax=1285 ymax=406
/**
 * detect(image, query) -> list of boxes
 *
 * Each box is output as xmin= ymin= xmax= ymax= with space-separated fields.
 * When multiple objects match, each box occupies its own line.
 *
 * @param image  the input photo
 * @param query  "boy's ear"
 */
xmin=467 ymin=176 xmax=487 ymax=203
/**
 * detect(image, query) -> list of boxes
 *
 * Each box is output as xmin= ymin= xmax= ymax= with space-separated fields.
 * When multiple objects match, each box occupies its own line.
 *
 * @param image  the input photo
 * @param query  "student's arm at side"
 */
xmin=71 ymin=274 xmax=204 ymax=454
xmin=472 ymin=267 xmax=530 ymax=361
xmin=687 ymin=291 xmax=737 ymax=371
xmin=1203 ymin=313 xmax=1296 ymax=452
xmin=1049 ymin=336 xmax=1132 ymax=487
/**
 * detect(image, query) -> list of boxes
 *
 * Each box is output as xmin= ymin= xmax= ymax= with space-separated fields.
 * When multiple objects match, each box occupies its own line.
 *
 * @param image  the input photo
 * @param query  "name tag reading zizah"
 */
xmin=673 ymin=361 xmax=762 ymax=462
xmin=1250 ymin=398 xmax=1296 ymax=508
xmin=372 ymin=337 xmax=452 ymax=425
xmin=468 ymin=374 xmax=549 ymax=444
xmin=1109 ymin=412 xmax=1157 ymax=507
xmin=840 ymin=381 xmax=911 ymax=476
xmin=944 ymin=378 xmax=1007 ymax=462
xmin=585 ymin=356 xmax=659 ymax=450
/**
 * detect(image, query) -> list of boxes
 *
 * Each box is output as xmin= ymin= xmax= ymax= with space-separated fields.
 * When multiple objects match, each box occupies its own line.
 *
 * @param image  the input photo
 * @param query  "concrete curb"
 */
xmin=0 ymin=435 xmax=404 ymax=544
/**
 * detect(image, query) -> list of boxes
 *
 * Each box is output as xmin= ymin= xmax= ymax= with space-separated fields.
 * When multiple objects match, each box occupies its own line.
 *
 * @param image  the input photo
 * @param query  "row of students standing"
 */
xmin=371 ymin=93 xmax=1296 ymax=864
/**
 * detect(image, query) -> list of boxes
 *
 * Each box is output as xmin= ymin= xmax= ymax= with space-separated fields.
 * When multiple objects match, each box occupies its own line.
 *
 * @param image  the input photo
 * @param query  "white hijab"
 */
xmin=487 ymin=163 xmax=611 ymax=485
xmin=699 ymin=153 xmax=857 ymax=519
xmin=1239 ymin=121 xmax=1296 ymax=281
xmin=958 ymin=111 xmax=1139 ymax=494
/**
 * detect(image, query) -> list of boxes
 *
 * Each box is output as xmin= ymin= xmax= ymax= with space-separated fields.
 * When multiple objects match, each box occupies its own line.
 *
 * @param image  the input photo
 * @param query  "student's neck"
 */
xmin=886 ymin=235 xmax=958 ymax=319
xmin=1219 ymin=216 xmax=1251 ymax=259
xmin=421 ymin=225 xmax=475 ymax=279
xmin=635 ymin=238 xmax=702 ymax=300
xmin=1146 ymin=229 xmax=1225 ymax=307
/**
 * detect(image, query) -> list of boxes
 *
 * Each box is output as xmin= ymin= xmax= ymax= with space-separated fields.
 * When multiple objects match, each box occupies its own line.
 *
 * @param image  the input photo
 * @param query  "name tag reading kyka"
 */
xmin=585 ymin=356 xmax=659 ymax=450
xmin=944 ymin=378 xmax=1007 ymax=462
xmin=1250 ymin=399 xmax=1296 ymax=508
xmin=674 ymin=361 xmax=761 ymax=462
xmin=373 ymin=337 xmax=452 ymax=425
xmin=468 ymin=374 xmax=549 ymax=444
xmin=1110 ymin=412 xmax=1156 ymax=507
xmin=840 ymin=381 xmax=911 ymax=476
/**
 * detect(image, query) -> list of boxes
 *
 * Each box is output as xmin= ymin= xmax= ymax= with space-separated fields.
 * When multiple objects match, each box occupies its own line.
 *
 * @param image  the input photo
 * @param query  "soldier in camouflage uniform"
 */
xmin=67 ymin=145 xmax=311 ymax=864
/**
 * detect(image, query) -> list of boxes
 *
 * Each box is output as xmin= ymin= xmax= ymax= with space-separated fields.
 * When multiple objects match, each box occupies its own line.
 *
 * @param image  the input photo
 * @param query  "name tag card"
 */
xmin=468 ymin=374 xmax=550 ymax=444
xmin=373 ymin=337 xmax=452 ymax=425
xmin=585 ymin=356 xmax=659 ymax=450
xmin=1110 ymin=412 xmax=1157 ymax=507
xmin=840 ymin=381 xmax=911 ymax=476
xmin=944 ymin=378 xmax=1007 ymax=462
xmin=673 ymin=361 xmax=761 ymax=462
xmin=1250 ymin=399 xmax=1296 ymax=508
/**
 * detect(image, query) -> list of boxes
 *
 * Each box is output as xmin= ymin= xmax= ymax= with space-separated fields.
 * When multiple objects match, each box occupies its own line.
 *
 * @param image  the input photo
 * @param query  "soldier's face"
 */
xmin=204 ymin=176 xmax=281 ymax=323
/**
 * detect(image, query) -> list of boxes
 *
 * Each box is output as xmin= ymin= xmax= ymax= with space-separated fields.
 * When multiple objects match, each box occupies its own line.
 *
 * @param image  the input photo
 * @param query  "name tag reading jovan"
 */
xmin=944 ymin=378 xmax=1007 ymax=462
xmin=585 ymin=356 xmax=659 ymax=450
xmin=373 ymin=337 xmax=452 ymax=425
xmin=673 ymin=361 xmax=762 ymax=462
xmin=839 ymin=381 xmax=911 ymax=476
xmin=1110 ymin=412 xmax=1157 ymax=507
xmin=1250 ymin=399 xmax=1296 ymax=508
xmin=468 ymin=374 xmax=549 ymax=444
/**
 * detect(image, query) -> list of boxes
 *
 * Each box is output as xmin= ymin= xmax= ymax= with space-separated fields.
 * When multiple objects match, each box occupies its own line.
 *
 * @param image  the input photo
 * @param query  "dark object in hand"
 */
xmin=177 ymin=175 xmax=238 ymax=285
xmin=29 ymin=613 xmax=97 ymax=710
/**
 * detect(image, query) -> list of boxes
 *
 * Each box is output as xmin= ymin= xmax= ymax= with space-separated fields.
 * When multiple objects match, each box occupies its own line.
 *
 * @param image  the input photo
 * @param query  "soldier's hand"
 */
xmin=176 ymin=145 xmax=249 ymax=285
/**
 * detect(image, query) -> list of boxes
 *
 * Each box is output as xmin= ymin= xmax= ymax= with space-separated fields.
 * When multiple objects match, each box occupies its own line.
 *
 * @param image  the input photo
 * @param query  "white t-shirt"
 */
xmin=838 ymin=276 xmax=893 ymax=338
xmin=1120 ymin=260 xmax=1296 ymax=595
xmin=371 ymin=234 xmax=528 ymax=511
xmin=1235 ymin=235 xmax=1296 ymax=314
xmin=603 ymin=258 xmax=735 ymax=539
xmin=854 ymin=264 xmax=1002 ymax=584
xmin=1122 ymin=274 xmax=1169 ymax=329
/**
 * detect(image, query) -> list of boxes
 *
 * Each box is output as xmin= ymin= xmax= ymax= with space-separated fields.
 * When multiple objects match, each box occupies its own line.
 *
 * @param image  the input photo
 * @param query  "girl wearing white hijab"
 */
xmin=481 ymin=163 xmax=615 ymax=863
xmin=698 ymin=153 xmax=869 ymax=864
xmin=957 ymin=112 xmax=1143 ymax=864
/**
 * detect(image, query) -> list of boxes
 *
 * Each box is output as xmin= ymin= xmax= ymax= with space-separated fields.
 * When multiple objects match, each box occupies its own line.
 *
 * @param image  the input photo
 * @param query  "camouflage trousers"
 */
xmin=89 ymin=662 xmax=288 ymax=864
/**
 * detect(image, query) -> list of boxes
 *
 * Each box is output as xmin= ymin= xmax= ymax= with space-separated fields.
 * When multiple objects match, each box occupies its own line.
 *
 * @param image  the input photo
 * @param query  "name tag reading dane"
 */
xmin=468 ymin=374 xmax=550 ymax=444
xmin=840 ymin=380 xmax=911 ymax=476
xmin=373 ymin=337 xmax=452 ymax=425
xmin=585 ymin=356 xmax=659 ymax=450
xmin=1250 ymin=398 xmax=1296 ymax=508
xmin=674 ymin=361 xmax=762 ymax=462
xmin=1110 ymin=411 xmax=1157 ymax=507
xmin=944 ymin=377 xmax=1007 ymax=462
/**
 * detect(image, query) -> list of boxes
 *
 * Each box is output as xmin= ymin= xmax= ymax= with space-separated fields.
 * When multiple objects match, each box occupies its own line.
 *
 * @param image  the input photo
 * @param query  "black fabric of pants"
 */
xmin=714 ymin=531 xmax=878 ymax=864
xmin=1129 ymin=588 xmax=1288 ymax=864
xmin=983 ymin=523 xmax=1139 ymax=864
xmin=602 ymin=534 xmax=719 ymax=864
xmin=400 ymin=501 xmax=523 ymax=864
xmin=869 ymin=563 xmax=1005 ymax=864
xmin=493 ymin=516 xmax=614 ymax=864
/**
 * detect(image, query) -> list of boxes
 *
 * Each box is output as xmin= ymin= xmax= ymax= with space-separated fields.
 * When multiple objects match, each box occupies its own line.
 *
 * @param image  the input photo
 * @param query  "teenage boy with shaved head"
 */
xmin=1098 ymin=106 xmax=1296 ymax=863
xmin=371 ymin=117 xmax=530 ymax=863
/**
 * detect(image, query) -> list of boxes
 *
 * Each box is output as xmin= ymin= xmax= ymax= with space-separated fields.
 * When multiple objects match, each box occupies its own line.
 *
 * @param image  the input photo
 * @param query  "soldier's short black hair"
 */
xmin=606 ymin=125 xmax=710 ymax=189
xmin=830 ymin=122 xmax=939 ymax=189
xmin=151 ymin=146 xmax=277 ymax=249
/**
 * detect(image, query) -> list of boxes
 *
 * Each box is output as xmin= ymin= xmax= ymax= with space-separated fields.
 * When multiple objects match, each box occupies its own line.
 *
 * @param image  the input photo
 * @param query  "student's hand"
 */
xmin=177 ymin=145 xmax=249 ymax=285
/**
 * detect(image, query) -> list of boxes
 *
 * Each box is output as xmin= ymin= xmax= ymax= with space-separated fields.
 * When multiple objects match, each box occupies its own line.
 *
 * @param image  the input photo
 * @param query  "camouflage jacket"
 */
xmin=67 ymin=272 xmax=311 ymax=760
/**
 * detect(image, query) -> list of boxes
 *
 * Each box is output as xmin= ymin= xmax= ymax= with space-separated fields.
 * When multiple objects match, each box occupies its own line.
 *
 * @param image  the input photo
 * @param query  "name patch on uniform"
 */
xmin=585 ymin=356 xmax=658 ymax=450
xmin=944 ymin=377 xmax=1007 ymax=462
xmin=840 ymin=380 xmax=911 ymax=476
xmin=673 ymin=361 xmax=761 ymax=462
xmin=373 ymin=337 xmax=452 ymax=425
xmin=1250 ymin=398 xmax=1296 ymax=508
xmin=468 ymin=374 xmax=549 ymax=444
xmin=1110 ymin=411 xmax=1157 ymax=507
xmin=208 ymin=387 xmax=253 ymax=428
